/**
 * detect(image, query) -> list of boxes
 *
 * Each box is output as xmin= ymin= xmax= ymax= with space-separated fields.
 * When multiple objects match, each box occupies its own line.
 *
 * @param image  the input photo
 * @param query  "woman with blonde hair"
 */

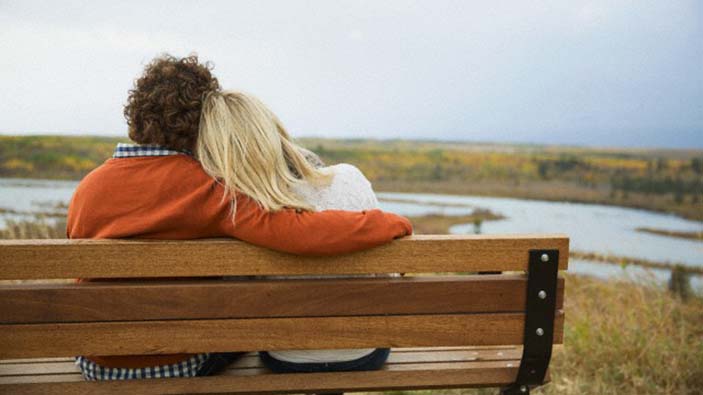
xmin=197 ymin=91 xmax=392 ymax=373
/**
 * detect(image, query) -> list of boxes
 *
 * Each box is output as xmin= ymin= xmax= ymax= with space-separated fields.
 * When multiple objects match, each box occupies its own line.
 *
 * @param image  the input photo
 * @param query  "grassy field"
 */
xmin=303 ymin=139 xmax=703 ymax=221
xmin=1 ymin=135 xmax=702 ymax=221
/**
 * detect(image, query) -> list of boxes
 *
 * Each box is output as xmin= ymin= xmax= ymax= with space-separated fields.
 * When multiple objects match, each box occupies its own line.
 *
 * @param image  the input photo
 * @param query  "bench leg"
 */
xmin=501 ymin=249 xmax=560 ymax=395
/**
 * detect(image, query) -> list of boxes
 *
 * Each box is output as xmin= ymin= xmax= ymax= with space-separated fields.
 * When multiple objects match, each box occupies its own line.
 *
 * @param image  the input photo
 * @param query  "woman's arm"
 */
xmin=220 ymin=192 xmax=412 ymax=256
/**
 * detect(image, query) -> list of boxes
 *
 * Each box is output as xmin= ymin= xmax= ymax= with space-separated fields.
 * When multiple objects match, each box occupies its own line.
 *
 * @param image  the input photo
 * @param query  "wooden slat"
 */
xmin=0 ymin=348 xmax=525 ymax=377
xmin=0 ymin=358 xmax=72 ymax=365
xmin=0 ymin=346 xmax=523 ymax=364
xmin=0 ymin=235 xmax=569 ymax=280
xmin=0 ymin=374 xmax=85 ymax=384
xmin=0 ymin=360 xmax=520 ymax=393
xmin=396 ymin=345 xmax=518 ymax=352
xmin=373 ymin=349 xmax=522 ymax=364
xmin=0 ymin=348 xmax=524 ymax=376
xmin=0 ymin=362 xmax=79 ymax=376
xmin=0 ymin=276 xmax=565 ymax=324
xmin=0 ymin=313 xmax=564 ymax=358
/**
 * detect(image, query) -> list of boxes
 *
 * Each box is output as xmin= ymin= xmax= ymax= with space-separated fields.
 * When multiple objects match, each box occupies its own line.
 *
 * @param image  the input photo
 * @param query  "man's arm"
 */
xmin=220 ymin=193 xmax=412 ymax=256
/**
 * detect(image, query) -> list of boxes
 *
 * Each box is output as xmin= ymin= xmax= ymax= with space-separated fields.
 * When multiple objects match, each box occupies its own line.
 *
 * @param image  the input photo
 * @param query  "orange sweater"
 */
xmin=67 ymin=154 xmax=412 ymax=368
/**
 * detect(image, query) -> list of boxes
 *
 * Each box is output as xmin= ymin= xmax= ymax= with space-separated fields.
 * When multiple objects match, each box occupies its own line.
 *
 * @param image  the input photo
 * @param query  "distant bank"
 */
xmin=1 ymin=135 xmax=701 ymax=221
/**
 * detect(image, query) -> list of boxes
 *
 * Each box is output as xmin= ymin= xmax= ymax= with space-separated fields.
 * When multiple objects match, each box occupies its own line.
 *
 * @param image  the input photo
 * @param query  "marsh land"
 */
xmin=1 ymin=135 xmax=701 ymax=221
xmin=1 ymin=135 xmax=702 ymax=394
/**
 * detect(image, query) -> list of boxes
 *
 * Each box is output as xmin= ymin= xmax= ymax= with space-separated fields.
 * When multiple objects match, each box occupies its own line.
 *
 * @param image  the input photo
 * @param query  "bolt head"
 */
xmin=540 ymin=253 xmax=549 ymax=262
xmin=520 ymin=385 xmax=528 ymax=392
xmin=536 ymin=327 xmax=544 ymax=336
xmin=538 ymin=290 xmax=547 ymax=299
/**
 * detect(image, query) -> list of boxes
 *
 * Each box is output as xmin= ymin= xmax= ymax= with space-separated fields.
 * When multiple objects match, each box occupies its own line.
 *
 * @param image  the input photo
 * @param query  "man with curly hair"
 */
xmin=67 ymin=54 xmax=413 ymax=380
xmin=123 ymin=55 xmax=220 ymax=152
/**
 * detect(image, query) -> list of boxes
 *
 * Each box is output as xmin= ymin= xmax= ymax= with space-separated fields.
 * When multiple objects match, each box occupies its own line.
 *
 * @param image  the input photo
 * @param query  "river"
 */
xmin=2 ymin=177 xmax=701 ymax=289
xmin=377 ymin=192 xmax=702 ymax=290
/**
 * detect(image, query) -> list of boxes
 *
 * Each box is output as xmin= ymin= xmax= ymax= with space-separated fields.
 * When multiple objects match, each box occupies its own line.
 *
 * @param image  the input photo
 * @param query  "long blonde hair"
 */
xmin=197 ymin=91 xmax=331 ymax=222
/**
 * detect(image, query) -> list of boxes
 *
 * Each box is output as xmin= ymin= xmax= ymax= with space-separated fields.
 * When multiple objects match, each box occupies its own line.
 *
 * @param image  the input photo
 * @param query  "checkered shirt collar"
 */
xmin=112 ymin=143 xmax=192 ymax=158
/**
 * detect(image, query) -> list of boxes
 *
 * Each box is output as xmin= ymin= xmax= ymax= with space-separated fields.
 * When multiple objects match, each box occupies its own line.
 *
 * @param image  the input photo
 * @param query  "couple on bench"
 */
xmin=67 ymin=54 xmax=413 ymax=380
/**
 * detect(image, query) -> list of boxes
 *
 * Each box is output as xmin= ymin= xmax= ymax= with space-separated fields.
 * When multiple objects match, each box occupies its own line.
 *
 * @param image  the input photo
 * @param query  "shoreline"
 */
xmin=636 ymin=227 xmax=703 ymax=242
xmin=2 ymin=135 xmax=701 ymax=222
xmin=404 ymin=211 xmax=703 ymax=275
xmin=375 ymin=181 xmax=703 ymax=222
xmin=2 ymin=174 xmax=700 ymax=223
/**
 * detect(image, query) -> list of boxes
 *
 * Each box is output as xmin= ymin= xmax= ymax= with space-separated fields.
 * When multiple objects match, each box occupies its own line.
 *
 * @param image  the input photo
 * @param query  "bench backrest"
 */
xmin=0 ymin=234 xmax=568 ymax=359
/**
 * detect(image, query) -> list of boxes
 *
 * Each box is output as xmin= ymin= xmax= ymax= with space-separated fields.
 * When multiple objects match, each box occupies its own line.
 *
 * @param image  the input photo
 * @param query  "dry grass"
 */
xmin=544 ymin=275 xmax=702 ymax=394
xmin=0 ymin=217 xmax=67 ymax=239
xmin=570 ymin=251 xmax=703 ymax=275
xmin=407 ymin=210 xmax=503 ymax=235
xmin=636 ymin=227 xmax=703 ymax=242
xmin=363 ymin=275 xmax=703 ymax=395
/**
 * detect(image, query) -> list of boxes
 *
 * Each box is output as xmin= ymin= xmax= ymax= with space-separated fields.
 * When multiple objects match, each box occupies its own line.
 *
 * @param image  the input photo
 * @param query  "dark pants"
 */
xmin=195 ymin=352 xmax=246 ymax=376
xmin=258 ymin=348 xmax=391 ymax=373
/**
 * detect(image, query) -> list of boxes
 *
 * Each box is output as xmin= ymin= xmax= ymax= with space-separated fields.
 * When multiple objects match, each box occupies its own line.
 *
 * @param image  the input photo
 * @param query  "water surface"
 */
xmin=1 ymin=178 xmax=701 ymax=289
xmin=377 ymin=192 xmax=703 ymax=268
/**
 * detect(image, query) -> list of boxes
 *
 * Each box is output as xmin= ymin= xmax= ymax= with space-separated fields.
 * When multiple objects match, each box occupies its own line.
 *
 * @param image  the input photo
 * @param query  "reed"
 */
xmin=0 ymin=217 xmax=67 ymax=239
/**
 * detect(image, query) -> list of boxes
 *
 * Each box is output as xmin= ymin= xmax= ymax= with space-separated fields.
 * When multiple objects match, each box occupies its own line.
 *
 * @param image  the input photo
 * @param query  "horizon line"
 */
xmin=1 ymin=132 xmax=702 ymax=153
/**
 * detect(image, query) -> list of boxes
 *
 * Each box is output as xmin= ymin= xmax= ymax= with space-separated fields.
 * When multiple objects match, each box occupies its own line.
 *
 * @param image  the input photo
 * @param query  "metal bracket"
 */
xmin=501 ymin=249 xmax=560 ymax=395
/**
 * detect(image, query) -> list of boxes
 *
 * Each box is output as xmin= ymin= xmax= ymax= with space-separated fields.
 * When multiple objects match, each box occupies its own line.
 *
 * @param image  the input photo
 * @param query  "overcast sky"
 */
xmin=1 ymin=0 xmax=701 ymax=148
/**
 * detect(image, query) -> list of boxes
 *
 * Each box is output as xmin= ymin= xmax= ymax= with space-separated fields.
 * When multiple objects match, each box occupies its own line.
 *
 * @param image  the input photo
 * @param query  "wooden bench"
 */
xmin=0 ymin=234 xmax=568 ymax=395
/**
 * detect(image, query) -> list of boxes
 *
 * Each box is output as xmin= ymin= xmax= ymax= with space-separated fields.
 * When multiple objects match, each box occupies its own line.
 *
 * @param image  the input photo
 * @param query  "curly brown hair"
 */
xmin=124 ymin=54 xmax=220 ymax=152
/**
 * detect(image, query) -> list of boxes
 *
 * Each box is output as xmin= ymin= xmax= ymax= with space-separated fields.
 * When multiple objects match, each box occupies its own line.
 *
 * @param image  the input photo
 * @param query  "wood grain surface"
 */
xmin=0 ymin=275 xmax=564 ymax=323
xmin=0 ymin=347 xmax=524 ymax=394
xmin=0 ymin=313 xmax=564 ymax=358
xmin=0 ymin=347 xmax=524 ymax=377
xmin=0 ymin=235 xmax=569 ymax=280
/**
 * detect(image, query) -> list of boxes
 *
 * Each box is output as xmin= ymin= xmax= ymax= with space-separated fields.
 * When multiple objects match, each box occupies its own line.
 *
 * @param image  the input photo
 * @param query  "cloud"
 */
xmin=0 ymin=0 xmax=701 ymax=148
xmin=347 ymin=29 xmax=364 ymax=41
xmin=1 ymin=20 xmax=186 ymax=54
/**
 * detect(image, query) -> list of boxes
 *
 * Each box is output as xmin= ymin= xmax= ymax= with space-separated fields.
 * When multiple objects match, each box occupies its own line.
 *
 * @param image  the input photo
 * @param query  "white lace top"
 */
xmin=293 ymin=163 xmax=379 ymax=212
xmin=267 ymin=163 xmax=379 ymax=363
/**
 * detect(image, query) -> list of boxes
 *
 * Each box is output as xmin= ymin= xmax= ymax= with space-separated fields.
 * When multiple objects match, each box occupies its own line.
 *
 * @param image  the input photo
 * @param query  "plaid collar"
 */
xmin=112 ymin=143 xmax=192 ymax=158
